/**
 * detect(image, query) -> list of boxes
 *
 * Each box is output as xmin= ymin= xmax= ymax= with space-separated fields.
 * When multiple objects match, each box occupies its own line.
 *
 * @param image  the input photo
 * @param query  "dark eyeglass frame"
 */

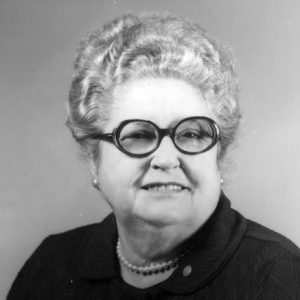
xmin=89 ymin=116 xmax=220 ymax=158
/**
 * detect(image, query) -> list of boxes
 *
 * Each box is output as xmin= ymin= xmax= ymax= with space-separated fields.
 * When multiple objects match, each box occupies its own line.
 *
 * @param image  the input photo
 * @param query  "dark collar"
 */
xmin=78 ymin=193 xmax=247 ymax=294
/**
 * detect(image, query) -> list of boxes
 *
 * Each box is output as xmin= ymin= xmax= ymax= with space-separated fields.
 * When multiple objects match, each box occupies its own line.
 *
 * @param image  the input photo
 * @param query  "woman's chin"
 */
xmin=133 ymin=196 xmax=193 ymax=227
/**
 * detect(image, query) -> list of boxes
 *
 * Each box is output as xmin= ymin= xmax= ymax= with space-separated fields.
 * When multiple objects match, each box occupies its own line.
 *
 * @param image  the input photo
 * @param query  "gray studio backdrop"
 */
xmin=1 ymin=0 xmax=300 ymax=298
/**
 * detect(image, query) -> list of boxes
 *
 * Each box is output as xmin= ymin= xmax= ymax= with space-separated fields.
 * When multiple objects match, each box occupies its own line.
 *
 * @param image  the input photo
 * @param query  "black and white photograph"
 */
xmin=1 ymin=0 xmax=300 ymax=299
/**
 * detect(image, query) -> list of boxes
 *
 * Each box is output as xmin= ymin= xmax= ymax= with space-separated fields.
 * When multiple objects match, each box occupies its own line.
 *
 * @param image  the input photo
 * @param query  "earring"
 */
xmin=92 ymin=179 xmax=100 ymax=190
xmin=220 ymin=178 xmax=224 ymax=185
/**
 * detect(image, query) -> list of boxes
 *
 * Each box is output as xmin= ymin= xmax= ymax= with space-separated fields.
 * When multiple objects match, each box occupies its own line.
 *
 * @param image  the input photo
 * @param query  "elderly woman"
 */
xmin=8 ymin=12 xmax=300 ymax=300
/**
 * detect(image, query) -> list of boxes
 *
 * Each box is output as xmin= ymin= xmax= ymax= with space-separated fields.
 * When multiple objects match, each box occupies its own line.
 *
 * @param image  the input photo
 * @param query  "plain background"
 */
xmin=1 ymin=0 xmax=300 ymax=298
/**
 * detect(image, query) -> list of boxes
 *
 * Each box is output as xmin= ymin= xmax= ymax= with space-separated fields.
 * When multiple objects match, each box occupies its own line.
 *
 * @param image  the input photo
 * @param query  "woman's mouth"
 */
xmin=141 ymin=183 xmax=189 ymax=192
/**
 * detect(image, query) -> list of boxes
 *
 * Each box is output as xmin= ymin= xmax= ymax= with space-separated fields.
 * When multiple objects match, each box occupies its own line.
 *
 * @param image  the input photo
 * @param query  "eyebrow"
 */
xmin=134 ymin=117 xmax=189 ymax=129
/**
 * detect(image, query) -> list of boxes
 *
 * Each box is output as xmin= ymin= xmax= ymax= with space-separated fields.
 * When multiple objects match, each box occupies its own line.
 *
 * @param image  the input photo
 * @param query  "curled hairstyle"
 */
xmin=66 ymin=12 xmax=241 ymax=161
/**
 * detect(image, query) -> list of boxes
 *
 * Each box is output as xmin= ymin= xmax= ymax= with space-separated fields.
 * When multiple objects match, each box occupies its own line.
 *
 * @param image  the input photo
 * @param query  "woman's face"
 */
xmin=97 ymin=78 xmax=221 ymax=236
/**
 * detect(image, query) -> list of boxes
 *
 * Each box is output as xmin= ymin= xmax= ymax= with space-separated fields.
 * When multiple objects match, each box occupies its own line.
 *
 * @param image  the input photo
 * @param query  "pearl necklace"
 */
xmin=116 ymin=238 xmax=186 ymax=276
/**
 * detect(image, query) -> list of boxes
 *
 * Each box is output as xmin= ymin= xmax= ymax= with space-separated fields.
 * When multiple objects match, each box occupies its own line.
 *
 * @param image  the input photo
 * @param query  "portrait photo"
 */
xmin=1 ymin=0 xmax=300 ymax=299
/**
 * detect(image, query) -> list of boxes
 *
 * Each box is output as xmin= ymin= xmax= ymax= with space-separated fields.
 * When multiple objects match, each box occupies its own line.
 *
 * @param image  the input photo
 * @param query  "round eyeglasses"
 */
xmin=89 ymin=116 xmax=220 ymax=158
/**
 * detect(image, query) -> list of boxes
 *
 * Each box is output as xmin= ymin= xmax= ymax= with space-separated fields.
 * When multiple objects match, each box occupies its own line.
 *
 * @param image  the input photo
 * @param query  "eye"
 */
xmin=121 ymin=131 xmax=156 ymax=141
xmin=179 ymin=130 xmax=203 ymax=139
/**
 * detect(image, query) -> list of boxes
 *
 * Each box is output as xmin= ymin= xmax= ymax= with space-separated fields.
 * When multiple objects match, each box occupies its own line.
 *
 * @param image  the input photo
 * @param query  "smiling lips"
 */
xmin=141 ymin=182 xmax=189 ymax=192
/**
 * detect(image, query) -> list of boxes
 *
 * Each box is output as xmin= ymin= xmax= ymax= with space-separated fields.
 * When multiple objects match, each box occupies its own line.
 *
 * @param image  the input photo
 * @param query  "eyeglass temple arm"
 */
xmin=89 ymin=133 xmax=113 ymax=142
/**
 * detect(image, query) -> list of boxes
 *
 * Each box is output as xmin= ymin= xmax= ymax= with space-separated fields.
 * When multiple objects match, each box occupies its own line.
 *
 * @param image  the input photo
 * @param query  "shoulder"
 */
xmin=241 ymin=218 xmax=300 ymax=298
xmin=43 ymin=213 xmax=115 ymax=250
xmin=30 ymin=213 xmax=116 ymax=261
xmin=219 ymin=212 xmax=300 ymax=299
xmin=7 ymin=213 xmax=116 ymax=299
xmin=244 ymin=218 xmax=300 ymax=256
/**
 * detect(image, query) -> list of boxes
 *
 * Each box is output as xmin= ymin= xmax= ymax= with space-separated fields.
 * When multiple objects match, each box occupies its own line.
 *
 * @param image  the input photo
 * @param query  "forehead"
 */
xmin=107 ymin=77 xmax=213 ymax=130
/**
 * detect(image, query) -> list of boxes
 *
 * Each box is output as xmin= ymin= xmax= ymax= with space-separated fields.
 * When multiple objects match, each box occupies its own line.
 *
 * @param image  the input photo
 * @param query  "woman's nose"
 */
xmin=150 ymin=136 xmax=180 ymax=170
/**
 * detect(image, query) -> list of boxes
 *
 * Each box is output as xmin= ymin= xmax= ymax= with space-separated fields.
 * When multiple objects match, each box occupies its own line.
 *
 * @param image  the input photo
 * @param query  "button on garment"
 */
xmin=182 ymin=265 xmax=192 ymax=277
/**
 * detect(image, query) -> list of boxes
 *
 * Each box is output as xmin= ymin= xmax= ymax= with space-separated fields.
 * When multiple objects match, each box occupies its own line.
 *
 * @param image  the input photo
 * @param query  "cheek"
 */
xmin=98 ymin=159 xmax=130 ymax=214
xmin=188 ymin=153 xmax=221 ymax=222
xmin=185 ymin=150 xmax=220 ymax=187
xmin=98 ymin=142 xmax=126 ymax=173
xmin=98 ymin=145 xmax=122 ymax=197
xmin=97 ymin=144 xmax=143 ymax=201
xmin=98 ymin=148 xmax=123 ymax=189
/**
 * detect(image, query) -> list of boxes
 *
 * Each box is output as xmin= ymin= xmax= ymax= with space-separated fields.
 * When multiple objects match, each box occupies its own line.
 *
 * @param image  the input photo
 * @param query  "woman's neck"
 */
xmin=116 ymin=220 xmax=189 ymax=289
xmin=117 ymin=220 xmax=186 ymax=265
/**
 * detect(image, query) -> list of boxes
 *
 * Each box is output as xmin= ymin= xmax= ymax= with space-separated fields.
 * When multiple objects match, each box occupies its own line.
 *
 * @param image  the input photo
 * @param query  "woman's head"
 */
xmin=66 ymin=12 xmax=241 ymax=164
xmin=66 ymin=12 xmax=241 ymax=245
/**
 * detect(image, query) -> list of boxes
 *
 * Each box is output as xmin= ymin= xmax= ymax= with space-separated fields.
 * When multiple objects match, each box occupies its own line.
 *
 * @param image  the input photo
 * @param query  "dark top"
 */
xmin=8 ymin=194 xmax=300 ymax=299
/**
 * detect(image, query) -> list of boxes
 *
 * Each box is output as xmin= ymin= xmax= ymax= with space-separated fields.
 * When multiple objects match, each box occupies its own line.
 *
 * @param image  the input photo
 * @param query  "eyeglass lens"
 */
xmin=118 ymin=118 xmax=215 ymax=155
xmin=119 ymin=121 xmax=159 ymax=154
